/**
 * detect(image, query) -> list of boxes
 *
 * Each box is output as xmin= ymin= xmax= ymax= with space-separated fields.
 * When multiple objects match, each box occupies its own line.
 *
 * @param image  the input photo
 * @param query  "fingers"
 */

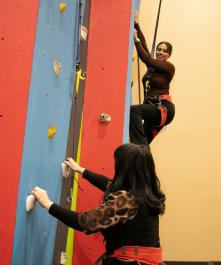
xmin=31 ymin=187 xmax=47 ymax=198
xmin=66 ymin=157 xmax=74 ymax=162
xmin=65 ymin=157 xmax=79 ymax=170
xmin=64 ymin=160 xmax=71 ymax=167
xmin=134 ymin=10 xmax=139 ymax=24
xmin=65 ymin=158 xmax=76 ymax=168
xmin=31 ymin=186 xmax=39 ymax=195
xmin=30 ymin=187 xmax=52 ymax=210
xmin=31 ymin=186 xmax=43 ymax=193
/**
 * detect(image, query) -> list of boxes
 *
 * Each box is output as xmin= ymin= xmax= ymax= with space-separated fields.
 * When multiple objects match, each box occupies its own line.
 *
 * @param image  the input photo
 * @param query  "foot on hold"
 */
xmin=26 ymin=194 xmax=36 ymax=212
xmin=99 ymin=113 xmax=111 ymax=123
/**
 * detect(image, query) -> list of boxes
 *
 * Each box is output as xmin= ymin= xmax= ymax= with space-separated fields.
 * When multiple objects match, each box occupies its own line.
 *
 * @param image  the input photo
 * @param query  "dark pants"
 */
xmin=129 ymin=100 xmax=175 ymax=145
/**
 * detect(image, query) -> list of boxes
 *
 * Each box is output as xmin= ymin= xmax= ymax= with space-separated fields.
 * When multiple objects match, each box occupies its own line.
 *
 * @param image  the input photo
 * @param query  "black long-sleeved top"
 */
xmin=49 ymin=170 xmax=160 ymax=254
xmin=135 ymin=23 xmax=175 ymax=97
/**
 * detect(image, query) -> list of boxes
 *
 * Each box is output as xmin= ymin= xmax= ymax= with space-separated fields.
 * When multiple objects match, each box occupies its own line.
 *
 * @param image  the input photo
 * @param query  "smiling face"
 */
xmin=156 ymin=43 xmax=171 ymax=61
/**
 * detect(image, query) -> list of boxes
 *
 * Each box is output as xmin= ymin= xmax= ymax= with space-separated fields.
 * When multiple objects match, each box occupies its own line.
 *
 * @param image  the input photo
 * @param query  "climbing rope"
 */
xmin=144 ymin=0 xmax=163 ymax=98
xmin=67 ymin=0 xmax=86 ymax=202
xmin=76 ymin=0 xmax=83 ymax=70
xmin=74 ymin=0 xmax=87 ymax=92
xmin=151 ymin=0 xmax=162 ymax=57
xmin=137 ymin=55 xmax=142 ymax=104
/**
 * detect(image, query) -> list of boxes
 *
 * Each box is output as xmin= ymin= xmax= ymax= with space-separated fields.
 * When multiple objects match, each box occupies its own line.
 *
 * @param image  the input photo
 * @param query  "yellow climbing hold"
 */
xmin=48 ymin=126 xmax=57 ymax=139
xmin=145 ymin=80 xmax=150 ymax=88
xmin=132 ymin=54 xmax=136 ymax=62
xmin=75 ymin=69 xmax=86 ymax=95
xmin=60 ymin=3 xmax=67 ymax=12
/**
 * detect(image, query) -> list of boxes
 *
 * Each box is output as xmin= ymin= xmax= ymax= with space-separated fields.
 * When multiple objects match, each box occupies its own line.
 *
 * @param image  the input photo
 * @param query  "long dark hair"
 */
xmin=104 ymin=144 xmax=166 ymax=215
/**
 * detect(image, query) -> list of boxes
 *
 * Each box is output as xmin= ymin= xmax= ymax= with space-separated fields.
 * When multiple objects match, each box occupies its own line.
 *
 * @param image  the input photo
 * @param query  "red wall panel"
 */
xmin=0 ymin=1 xmax=39 ymax=264
xmin=72 ymin=1 xmax=132 ymax=264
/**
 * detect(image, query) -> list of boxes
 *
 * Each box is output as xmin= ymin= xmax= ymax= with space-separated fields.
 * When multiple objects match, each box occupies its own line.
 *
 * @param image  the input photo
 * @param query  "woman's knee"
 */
xmin=165 ymin=106 xmax=175 ymax=124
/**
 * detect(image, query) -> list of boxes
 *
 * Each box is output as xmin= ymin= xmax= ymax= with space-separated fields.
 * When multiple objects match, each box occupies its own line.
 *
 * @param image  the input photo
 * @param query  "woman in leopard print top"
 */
xmin=32 ymin=144 xmax=166 ymax=265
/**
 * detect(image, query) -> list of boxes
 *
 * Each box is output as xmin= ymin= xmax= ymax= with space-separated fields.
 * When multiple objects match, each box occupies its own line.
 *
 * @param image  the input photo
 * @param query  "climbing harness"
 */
xmin=93 ymin=246 xmax=162 ymax=265
xmin=144 ymin=94 xmax=171 ymax=138
xmin=144 ymin=94 xmax=171 ymax=128
xmin=109 ymin=246 xmax=162 ymax=265
xmin=136 ymin=0 xmax=169 ymax=138
xmin=144 ymin=0 xmax=163 ymax=98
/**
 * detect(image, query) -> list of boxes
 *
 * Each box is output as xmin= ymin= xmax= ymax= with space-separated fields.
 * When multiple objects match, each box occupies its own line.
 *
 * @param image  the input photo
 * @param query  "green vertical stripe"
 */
xmin=65 ymin=113 xmax=83 ymax=265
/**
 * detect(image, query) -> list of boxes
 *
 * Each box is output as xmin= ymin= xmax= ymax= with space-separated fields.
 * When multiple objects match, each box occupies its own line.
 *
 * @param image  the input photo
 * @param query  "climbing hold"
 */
xmin=60 ymin=252 xmax=68 ymax=265
xmin=132 ymin=54 xmax=136 ymax=62
xmin=59 ymin=3 xmax=67 ymax=12
xmin=75 ymin=69 xmax=86 ymax=94
xmin=99 ymin=113 xmax=111 ymax=123
xmin=145 ymin=80 xmax=150 ymax=88
xmin=26 ymin=194 xmax=36 ymax=212
xmin=48 ymin=126 xmax=57 ymax=139
xmin=53 ymin=61 xmax=61 ymax=75
xmin=61 ymin=162 xmax=70 ymax=178
xmin=80 ymin=26 xmax=88 ymax=41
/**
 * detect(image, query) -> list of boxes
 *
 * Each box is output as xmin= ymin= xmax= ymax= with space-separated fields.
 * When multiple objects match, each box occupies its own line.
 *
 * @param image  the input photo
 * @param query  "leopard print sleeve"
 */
xmin=78 ymin=190 xmax=139 ymax=234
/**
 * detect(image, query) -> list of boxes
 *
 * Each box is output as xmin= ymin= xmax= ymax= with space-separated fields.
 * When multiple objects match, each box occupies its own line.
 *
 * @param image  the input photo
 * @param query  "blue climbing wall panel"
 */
xmin=11 ymin=0 xmax=85 ymax=264
xmin=123 ymin=0 xmax=141 ymax=143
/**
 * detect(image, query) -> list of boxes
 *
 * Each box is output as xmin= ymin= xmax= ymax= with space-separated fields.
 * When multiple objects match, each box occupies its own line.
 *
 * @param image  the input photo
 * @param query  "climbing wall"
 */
xmin=51 ymin=1 xmax=91 ymax=264
xmin=0 ymin=0 xmax=140 ymax=265
xmin=8 ymin=0 xmax=85 ymax=264
xmin=71 ymin=0 xmax=141 ymax=264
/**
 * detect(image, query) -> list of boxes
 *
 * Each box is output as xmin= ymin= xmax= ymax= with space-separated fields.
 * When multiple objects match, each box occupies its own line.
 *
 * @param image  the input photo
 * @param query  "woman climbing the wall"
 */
xmin=130 ymin=11 xmax=175 ymax=145
xmin=31 ymin=143 xmax=166 ymax=265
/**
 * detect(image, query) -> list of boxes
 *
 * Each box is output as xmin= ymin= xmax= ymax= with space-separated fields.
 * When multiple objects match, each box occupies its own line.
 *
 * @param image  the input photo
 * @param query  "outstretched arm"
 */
xmin=134 ymin=11 xmax=149 ymax=54
xmin=31 ymin=187 xmax=139 ymax=234
xmin=64 ymin=158 xmax=111 ymax=192
xmin=31 ymin=187 xmax=83 ymax=231
xmin=82 ymin=169 xmax=111 ymax=192
xmin=133 ymin=11 xmax=175 ymax=77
